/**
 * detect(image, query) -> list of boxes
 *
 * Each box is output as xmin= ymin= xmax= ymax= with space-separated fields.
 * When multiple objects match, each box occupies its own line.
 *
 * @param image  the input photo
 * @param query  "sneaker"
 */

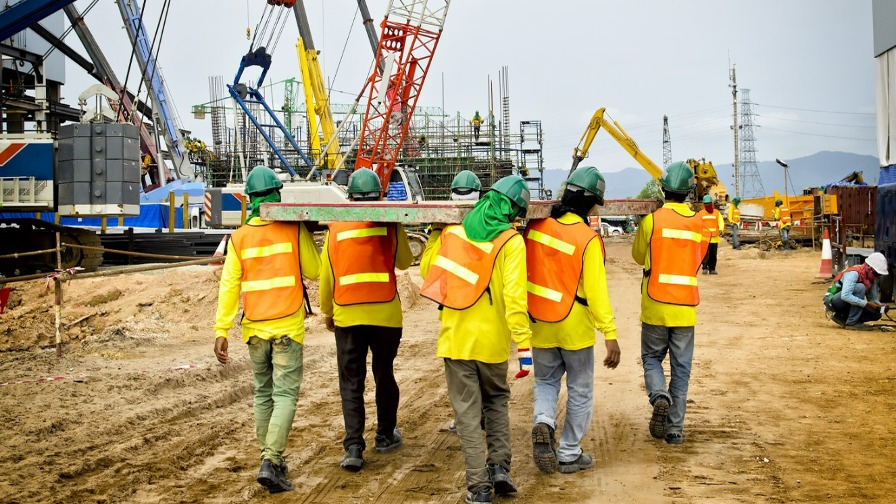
xmin=558 ymin=452 xmax=594 ymax=474
xmin=664 ymin=432 xmax=686 ymax=445
xmin=257 ymin=459 xmax=293 ymax=493
xmin=465 ymin=489 xmax=493 ymax=503
xmin=487 ymin=464 xmax=517 ymax=495
xmin=375 ymin=428 xmax=403 ymax=453
xmin=448 ymin=419 xmax=457 ymax=433
xmin=532 ymin=422 xmax=559 ymax=474
xmin=709 ymin=270 xmax=718 ymax=275
xmin=702 ymin=269 xmax=708 ymax=275
xmin=831 ymin=314 xmax=847 ymax=328
xmin=649 ymin=397 xmax=670 ymax=439
xmin=340 ymin=444 xmax=363 ymax=472
xmin=845 ymin=322 xmax=873 ymax=331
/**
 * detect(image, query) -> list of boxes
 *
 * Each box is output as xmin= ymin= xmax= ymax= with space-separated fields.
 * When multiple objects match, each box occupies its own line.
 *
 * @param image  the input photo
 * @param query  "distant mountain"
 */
xmin=539 ymin=151 xmax=880 ymax=199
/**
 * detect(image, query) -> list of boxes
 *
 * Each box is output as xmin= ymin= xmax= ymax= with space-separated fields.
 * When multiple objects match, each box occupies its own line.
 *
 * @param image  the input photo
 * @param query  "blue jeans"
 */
xmin=781 ymin=226 xmax=790 ymax=247
xmin=827 ymin=283 xmax=882 ymax=325
xmin=641 ymin=323 xmax=694 ymax=434
xmin=730 ymin=223 xmax=739 ymax=249
xmin=248 ymin=336 xmax=304 ymax=464
xmin=533 ymin=346 xmax=594 ymax=463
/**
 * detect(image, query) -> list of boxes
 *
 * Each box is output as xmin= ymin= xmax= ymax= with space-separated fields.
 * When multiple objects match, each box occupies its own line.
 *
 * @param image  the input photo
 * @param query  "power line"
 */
xmin=755 ymin=103 xmax=874 ymax=116
xmin=761 ymin=126 xmax=876 ymax=142
xmin=759 ymin=114 xmax=875 ymax=128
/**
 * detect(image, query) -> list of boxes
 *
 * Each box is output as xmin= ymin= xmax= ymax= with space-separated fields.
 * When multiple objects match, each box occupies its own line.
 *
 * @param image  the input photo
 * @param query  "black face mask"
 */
xmin=551 ymin=189 xmax=598 ymax=220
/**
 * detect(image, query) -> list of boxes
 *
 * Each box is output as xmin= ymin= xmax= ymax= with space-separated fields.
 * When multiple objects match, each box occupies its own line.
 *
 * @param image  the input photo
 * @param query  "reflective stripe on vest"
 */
xmin=230 ymin=221 xmax=303 ymax=321
xmin=646 ymin=208 xmax=709 ymax=306
xmin=419 ymin=225 xmax=517 ymax=310
xmin=728 ymin=206 xmax=740 ymax=223
xmin=524 ymin=218 xmax=598 ymax=322
xmin=328 ymin=222 xmax=397 ymax=305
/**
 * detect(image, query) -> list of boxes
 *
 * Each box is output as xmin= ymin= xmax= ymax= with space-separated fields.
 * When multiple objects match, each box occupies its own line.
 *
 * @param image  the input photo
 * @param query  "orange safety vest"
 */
xmin=698 ymin=209 xmax=720 ymax=239
xmin=524 ymin=218 xmax=602 ymax=322
xmin=420 ymin=225 xmax=518 ymax=310
xmin=645 ymin=208 xmax=710 ymax=306
xmin=832 ymin=264 xmax=873 ymax=292
xmin=778 ymin=206 xmax=792 ymax=227
xmin=728 ymin=205 xmax=740 ymax=224
xmin=328 ymin=222 xmax=398 ymax=306
xmin=230 ymin=222 xmax=304 ymax=321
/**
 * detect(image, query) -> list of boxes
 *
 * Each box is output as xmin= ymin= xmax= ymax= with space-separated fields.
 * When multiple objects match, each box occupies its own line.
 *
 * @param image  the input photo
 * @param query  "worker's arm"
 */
xmin=582 ymin=238 xmax=620 ymax=369
xmin=214 ymin=240 xmax=242 ymax=340
xmin=631 ymin=213 xmax=653 ymax=267
xmin=394 ymin=225 xmax=413 ymax=270
xmin=319 ymin=232 xmax=335 ymax=318
xmin=419 ymin=229 xmax=442 ymax=278
xmin=298 ymin=223 xmax=321 ymax=280
xmin=499 ymin=235 xmax=531 ymax=349
xmin=839 ymin=271 xmax=869 ymax=308
xmin=717 ymin=212 xmax=725 ymax=236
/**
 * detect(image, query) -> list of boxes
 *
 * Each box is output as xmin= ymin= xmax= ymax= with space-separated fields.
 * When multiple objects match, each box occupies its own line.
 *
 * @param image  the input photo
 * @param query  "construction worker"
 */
xmin=471 ymin=110 xmax=483 ymax=141
xmin=419 ymin=174 xmax=532 ymax=504
xmin=632 ymin=161 xmax=710 ymax=446
xmin=774 ymin=199 xmax=792 ymax=249
xmin=319 ymin=167 xmax=413 ymax=472
xmin=698 ymin=195 xmax=724 ymax=274
xmin=524 ymin=166 xmax=620 ymax=475
xmin=213 ymin=165 xmax=321 ymax=494
xmin=823 ymin=252 xmax=889 ymax=330
xmin=727 ymin=197 xmax=741 ymax=249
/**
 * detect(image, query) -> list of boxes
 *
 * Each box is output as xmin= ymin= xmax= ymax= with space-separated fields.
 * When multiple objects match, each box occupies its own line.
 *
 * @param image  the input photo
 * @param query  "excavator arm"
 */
xmin=570 ymin=108 xmax=663 ymax=179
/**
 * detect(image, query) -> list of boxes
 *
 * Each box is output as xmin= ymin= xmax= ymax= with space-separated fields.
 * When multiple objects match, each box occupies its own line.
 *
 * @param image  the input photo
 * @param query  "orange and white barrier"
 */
xmin=817 ymin=227 xmax=833 ymax=278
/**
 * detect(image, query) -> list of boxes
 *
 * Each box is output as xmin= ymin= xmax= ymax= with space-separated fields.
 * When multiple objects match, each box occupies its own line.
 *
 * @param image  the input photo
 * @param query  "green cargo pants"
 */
xmin=248 ymin=336 xmax=303 ymax=464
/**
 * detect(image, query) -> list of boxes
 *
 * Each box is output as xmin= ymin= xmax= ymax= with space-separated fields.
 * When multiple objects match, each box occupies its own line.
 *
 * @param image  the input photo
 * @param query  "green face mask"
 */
xmin=461 ymin=190 xmax=517 ymax=242
xmin=246 ymin=191 xmax=281 ymax=223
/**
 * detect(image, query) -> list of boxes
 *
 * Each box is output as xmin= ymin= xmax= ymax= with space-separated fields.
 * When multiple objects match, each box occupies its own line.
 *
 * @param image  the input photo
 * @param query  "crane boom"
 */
xmin=570 ymin=107 xmax=663 ymax=179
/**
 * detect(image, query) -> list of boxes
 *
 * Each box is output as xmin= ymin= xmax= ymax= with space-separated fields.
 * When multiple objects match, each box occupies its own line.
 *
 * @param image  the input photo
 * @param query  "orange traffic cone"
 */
xmin=817 ymin=227 xmax=833 ymax=278
xmin=210 ymin=235 xmax=228 ymax=267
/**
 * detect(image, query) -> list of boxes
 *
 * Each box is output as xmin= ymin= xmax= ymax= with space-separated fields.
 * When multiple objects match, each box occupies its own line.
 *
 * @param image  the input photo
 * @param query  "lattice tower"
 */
xmin=738 ymin=89 xmax=766 ymax=199
xmin=662 ymin=115 xmax=672 ymax=168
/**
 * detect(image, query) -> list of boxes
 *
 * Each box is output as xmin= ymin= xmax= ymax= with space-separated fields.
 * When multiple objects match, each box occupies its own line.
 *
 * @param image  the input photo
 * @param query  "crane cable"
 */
xmin=132 ymin=0 xmax=172 ymax=136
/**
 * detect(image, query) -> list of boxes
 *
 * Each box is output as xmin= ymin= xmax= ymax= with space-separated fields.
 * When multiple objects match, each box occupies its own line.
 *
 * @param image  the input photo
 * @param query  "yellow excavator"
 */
xmin=570 ymin=107 xmax=727 ymax=205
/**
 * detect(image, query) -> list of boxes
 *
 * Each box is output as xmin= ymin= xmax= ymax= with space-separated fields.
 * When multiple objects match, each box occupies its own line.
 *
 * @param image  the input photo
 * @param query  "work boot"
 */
xmin=558 ymin=452 xmax=594 ymax=474
xmin=464 ymin=488 xmax=493 ymax=503
xmin=664 ymin=432 xmax=686 ymax=445
xmin=649 ymin=397 xmax=670 ymax=439
xmin=702 ymin=268 xmax=708 ymax=275
xmin=532 ymin=422 xmax=558 ymax=474
xmin=487 ymin=464 xmax=517 ymax=495
xmin=709 ymin=270 xmax=718 ymax=275
xmin=831 ymin=314 xmax=847 ymax=328
xmin=845 ymin=322 xmax=873 ymax=331
xmin=257 ymin=459 xmax=293 ymax=493
xmin=375 ymin=428 xmax=403 ymax=453
xmin=340 ymin=444 xmax=364 ymax=472
xmin=448 ymin=418 xmax=457 ymax=433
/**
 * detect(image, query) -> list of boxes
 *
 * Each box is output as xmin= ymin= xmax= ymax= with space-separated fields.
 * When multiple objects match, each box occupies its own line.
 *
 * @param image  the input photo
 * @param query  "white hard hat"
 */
xmin=865 ymin=252 xmax=889 ymax=275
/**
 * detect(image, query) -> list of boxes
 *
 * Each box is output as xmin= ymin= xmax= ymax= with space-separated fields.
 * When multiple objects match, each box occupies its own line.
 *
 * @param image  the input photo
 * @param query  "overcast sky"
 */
xmin=60 ymin=0 xmax=877 ymax=175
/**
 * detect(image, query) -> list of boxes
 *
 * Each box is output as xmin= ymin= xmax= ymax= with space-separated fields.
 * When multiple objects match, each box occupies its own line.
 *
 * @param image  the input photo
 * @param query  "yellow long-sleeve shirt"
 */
xmin=726 ymin=204 xmax=740 ymax=224
xmin=631 ymin=202 xmax=699 ymax=327
xmin=699 ymin=209 xmax=725 ymax=244
xmin=319 ymin=224 xmax=412 ymax=328
xmin=530 ymin=213 xmax=617 ymax=350
xmin=420 ymin=229 xmax=532 ymax=363
xmin=214 ymin=219 xmax=321 ymax=343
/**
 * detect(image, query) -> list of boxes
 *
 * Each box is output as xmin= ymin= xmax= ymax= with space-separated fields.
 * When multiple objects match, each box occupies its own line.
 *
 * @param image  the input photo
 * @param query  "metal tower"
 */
xmin=738 ymin=89 xmax=766 ymax=199
xmin=662 ymin=114 xmax=672 ymax=168
xmin=729 ymin=65 xmax=740 ymax=198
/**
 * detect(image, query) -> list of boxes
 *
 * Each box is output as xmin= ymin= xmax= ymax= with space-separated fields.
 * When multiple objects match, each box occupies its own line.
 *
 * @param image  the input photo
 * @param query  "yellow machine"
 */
xmin=571 ymin=108 xmax=728 ymax=205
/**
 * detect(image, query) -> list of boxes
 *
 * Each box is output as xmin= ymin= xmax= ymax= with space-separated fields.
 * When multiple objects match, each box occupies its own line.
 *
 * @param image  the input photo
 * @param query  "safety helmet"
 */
xmin=450 ymin=170 xmax=482 ymax=192
xmin=732 ymin=197 xmax=741 ymax=206
xmin=659 ymin=161 xmax=696 ymax=193
xmin=702 ymin=195 xmax=713 ymax=204
xmin=775 ymin=199 xmax=783 ymax=206
xmin=491 ymin=175 xmax=530 ymax=217
xmin=566 ymin=166 xmax=606 ymax=205
xmin=347 ymin=168 xmax=382 ymax=197
xmin=245 ymin=165 xmax=283 ymax=196
xmin=865 ymin=252 xmax=889 ymax=275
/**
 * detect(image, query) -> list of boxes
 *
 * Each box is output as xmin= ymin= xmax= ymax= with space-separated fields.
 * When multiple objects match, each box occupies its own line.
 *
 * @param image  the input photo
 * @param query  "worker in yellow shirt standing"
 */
xmin=213 ymin=165 xmax=322 ymax=494
xmin=726 ymin=197 xmax=741 ymax=250
xmin=697 ymin=194 xmax=724 ymax=274
xmin=632 ymin=161 xmax=710 ymax=446
xmin=420 ymin=175 xmax=532 ymax=504
xmin=319 ymin=168 xmax=413 ymax=472
xmin=524 ymin=166 xmax=621 ymax=475
xmin=774 ymin=199 xmax=792 ymax=250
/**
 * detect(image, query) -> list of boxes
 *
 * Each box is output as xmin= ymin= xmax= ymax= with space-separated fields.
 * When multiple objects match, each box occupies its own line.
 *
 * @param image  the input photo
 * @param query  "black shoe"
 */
xmin=532 ymin=422 xmax=558 ymax=474
xmin=709 ymin=270 xmax=718 ymax=275
xmin=558 ymin=452 xmax=594 ymax=474
xmin=845 ymin=322 xmax=873 ymax=331
xmin=487 ymin=464 xmax=517 ymax=495
xmin=702 ymin=268 xmax=708 ymax=275
xmin=257 ymin=459 xmax=293 ymax=493
xmin=465 ymin=489 xmax=493 ymax=503
xmin=374 ymin=428 xmax=403 ymax=453
xmin=831 ymin=314 xmax=847 ymax=328
xmin=664 ymin=432 xmax=686 ymax=445
xmin=340 ymin=444 xmax=364 ymax=472
xmin=649 ymin=397 xmax=670 ymax=439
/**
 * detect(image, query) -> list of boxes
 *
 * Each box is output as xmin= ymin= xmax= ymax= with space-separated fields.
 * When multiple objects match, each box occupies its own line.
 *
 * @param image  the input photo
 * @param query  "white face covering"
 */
xmin=450 ymin=190 xmax=480 ymax=201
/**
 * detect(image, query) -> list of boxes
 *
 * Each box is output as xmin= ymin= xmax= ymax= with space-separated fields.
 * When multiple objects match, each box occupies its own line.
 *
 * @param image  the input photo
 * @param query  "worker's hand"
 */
xmin=515 ymin=348 xmax=532 ymax=378
xmin=867 ymin=301 xmax=882 ymax=311
xmin=603 ymin=340 xmax=621 ymax=369
xmin=214 ymin=337 xmax=229 ymax=365
xmin=324 ymin=316 xmax=336 ymax=332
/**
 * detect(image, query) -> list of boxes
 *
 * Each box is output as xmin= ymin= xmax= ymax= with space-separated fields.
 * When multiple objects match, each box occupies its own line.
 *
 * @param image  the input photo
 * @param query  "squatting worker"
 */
xmin=319 ymin=167 xmax=412 ymax=473
xmin=824 ymin=251 xmax=889 ymax=330
xmin=213 ymin=165 xmax=321 ymax=494
xmin=420 ymin=175 xmax=532 ymax=504
xmin=632 ymin=161 xmax=711 ymax=446
xmin=524 ymin=166 xmax=621 ymax=476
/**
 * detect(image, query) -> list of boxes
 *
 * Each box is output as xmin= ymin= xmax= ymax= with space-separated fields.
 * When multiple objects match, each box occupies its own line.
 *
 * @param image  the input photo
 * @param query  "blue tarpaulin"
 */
xmin=1 ymin=203 xmax=188 ymax=229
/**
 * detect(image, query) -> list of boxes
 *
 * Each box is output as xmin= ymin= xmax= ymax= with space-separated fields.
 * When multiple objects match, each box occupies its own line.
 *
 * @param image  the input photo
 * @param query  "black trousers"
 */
xmin=334 ymin=324 xmax=402 ymax=450
xmin=702 ymin=242 xmax=719 ymax=272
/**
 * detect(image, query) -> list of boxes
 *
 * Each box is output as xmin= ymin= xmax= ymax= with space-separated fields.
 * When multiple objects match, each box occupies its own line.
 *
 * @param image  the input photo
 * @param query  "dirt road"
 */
xmin=1 ymin=240 xmax=894 ymax=503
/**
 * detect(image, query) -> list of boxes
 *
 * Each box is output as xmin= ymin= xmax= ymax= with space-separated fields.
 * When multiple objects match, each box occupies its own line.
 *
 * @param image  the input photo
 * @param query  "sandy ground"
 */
xmin=1 ymin=238 xmax=895 ymax=504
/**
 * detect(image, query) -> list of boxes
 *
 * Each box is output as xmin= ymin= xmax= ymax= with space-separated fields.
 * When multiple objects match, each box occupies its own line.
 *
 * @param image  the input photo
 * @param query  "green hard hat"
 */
xmin=491 ymin=175 xmax=530 ymax=216
xmin=566 ymin=166 xmax=606 ymax=205
xmin=245 ymin=165 xmax=283 ymax=196
xmin=450 ymin=170 xmax=482 ymax=191
xmin=702 ymin=194 xmax=713 ymax=204
xmin=732 ymin=197 xmax=741 ymax=205
xmin=659 ymin=161 xmax=696 ymax=193
xmin=775 ymin=199 xmax=783 ymax=206
xmin=347 ymin=168 xmax=382 ymax=196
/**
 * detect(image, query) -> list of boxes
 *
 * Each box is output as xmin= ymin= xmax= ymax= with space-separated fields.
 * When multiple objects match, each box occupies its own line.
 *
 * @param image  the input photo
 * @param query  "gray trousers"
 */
xmin=444 ymin=358 xmax=511 ymax=494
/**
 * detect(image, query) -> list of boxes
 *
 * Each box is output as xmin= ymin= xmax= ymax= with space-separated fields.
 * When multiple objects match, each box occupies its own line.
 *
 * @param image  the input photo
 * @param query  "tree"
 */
xmin=636 ymin=179 xmax=663 ymax=200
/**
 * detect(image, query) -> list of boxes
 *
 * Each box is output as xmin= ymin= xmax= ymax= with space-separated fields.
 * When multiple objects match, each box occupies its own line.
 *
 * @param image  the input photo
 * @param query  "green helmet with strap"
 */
xmin=347 ymin=168 xmax=382 ymax=197
xmin=491 ymin=175 xmax=530 ymax=218
xmin=775 ymin=199 xmax=783 ymax=206
xmin=659 ymin=161 xmax=696 ymax=193
xmin=702 ymin=194 xmax=713 ymax=204
xmin=732 ymin=197 xmax=741 ymax=206
xmin=450 ymin=170 xmax=482 ymax=192
xmin=245 ymin=165 xmax=283 ymax=196
xmin=566 ymin=166 xmax=606 ymax=205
